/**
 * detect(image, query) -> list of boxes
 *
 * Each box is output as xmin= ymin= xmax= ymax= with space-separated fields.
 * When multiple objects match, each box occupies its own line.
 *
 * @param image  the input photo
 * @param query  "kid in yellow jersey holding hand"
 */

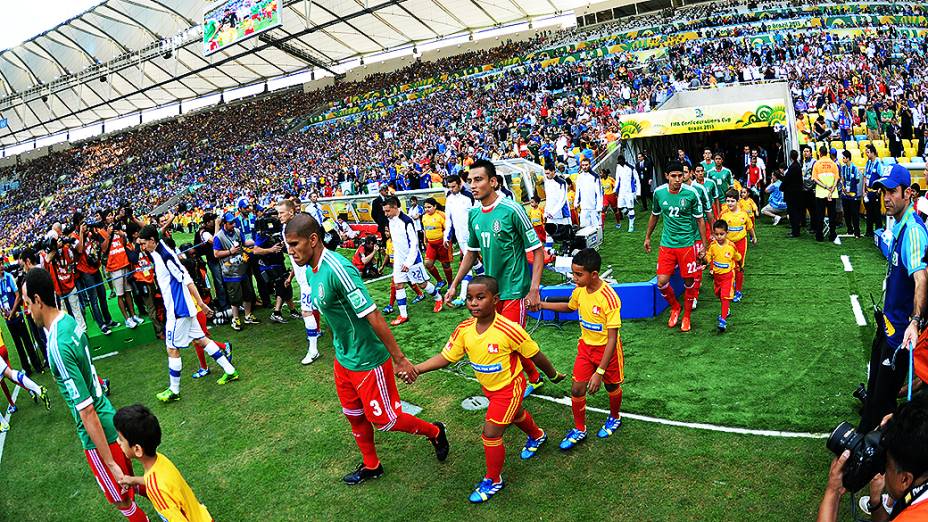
xmin=701 ymin=220 xmax=743 ymax=333
xmin=738 ymin=187 xmax=759 ymax=227
xmin=719 ymin=189 xmax=757 ymax=303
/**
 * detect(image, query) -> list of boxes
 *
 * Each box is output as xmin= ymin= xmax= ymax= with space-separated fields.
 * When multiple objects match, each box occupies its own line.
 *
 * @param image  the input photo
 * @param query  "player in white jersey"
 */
xmin=574 ymin=157 xmax=603 ymax=229
xmin=443 ymin=174 xmax=484 ymax=305
xmin=276 ymin=198 xmax=322 ymax=365
xmin=0 ymin=341 xmax=50 ymax=432
xmin=615 ymin=156 xmax=641 ymax=232
xmin=383 ymin=196 xmax=443 ymax=326
xmin=138 ymin=226 xmax=239 ymax=403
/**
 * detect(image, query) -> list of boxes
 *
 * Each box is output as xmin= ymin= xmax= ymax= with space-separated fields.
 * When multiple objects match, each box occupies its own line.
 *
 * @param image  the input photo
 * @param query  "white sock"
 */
xmin=460 ymin=274 xmax=471 ymax=299
xmin=304 ymin=315 xmax=319 ymax=357
xmin=396 ymin=288 xmax=408 ymax=317
xmin=424 ymin=282 xmax=441 ymax=301
xmin=628 ymin=211 xmax=635 ymax=229
xmin=14 ymin=370 xmax=42 ymax=395
xmin=204 ymin=341 xmax=236 ymax=374
xmin=168 ymin=357 xmax=182 ymax=394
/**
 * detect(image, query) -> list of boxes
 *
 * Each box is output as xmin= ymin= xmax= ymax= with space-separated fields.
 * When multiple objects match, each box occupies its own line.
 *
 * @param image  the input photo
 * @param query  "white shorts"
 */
xmin=292 ymin=263 xmax=315 ymax=313
xmin=579 ymin=209 xmax=600 ymax=228
xmin=109 ymin=268 xmax=129 ymax=296
xmin=0 ymin=356 xmax=7 ymax=374
xmin=165 ymin=316 xmax=206 ymax=350
xmin=618 ymin=193 xmax=636 ymax=209
xmin=393 ymin=262 xmax=429 ymax=285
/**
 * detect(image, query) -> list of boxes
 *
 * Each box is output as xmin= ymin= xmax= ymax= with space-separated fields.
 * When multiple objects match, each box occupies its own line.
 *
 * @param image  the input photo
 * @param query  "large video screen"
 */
xmin=203 ymin=0 xmax=282 ymax=56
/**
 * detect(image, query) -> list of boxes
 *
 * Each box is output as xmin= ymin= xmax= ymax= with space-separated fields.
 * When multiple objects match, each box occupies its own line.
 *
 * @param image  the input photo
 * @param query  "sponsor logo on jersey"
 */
xmin=470 ymin=362 xmax=503 ymax=374
xmin=592 ymin=305 xmax=601 ymax=315
xmin=580 ymin=319 xmax=603 ymax=331
xmin=487 ymin=343 xmax=499 ymax=354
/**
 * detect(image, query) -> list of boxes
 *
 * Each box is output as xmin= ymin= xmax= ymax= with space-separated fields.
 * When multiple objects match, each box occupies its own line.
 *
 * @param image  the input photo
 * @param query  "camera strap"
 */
xmin=890 ymin=480 xmax=928 ymax=520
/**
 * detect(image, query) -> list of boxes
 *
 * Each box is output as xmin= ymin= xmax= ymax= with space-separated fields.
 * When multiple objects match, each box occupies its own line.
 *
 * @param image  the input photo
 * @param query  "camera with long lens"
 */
xmin=827 ymin=421 xmax=885 ymax=492
xmin=255 ymin=212 xmax=283 ymax=246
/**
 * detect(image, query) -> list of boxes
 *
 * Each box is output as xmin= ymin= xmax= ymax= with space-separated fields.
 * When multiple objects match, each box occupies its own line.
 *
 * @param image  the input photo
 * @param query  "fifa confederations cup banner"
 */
xmin=617 ymin=99 xmax=787 ymax=139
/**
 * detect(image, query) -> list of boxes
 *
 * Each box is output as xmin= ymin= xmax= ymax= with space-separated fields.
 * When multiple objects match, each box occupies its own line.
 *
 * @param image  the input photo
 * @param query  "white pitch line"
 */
xmin=840 ymin=255 xmax=853 ymax=272
xmin=850 ymin=295 xmax=868 ymax=326
xmin=92 ymin=351 xmax=119 ymax=361
xmin=0 ymin=386 xmax=22 ymax=466
xmin=440 ymin=369 xmax=827 ymax=439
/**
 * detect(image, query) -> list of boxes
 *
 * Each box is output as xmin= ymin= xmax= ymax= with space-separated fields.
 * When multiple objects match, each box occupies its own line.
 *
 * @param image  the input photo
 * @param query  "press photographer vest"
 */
xmin=884 ymin=209 xmax=928 ymax=348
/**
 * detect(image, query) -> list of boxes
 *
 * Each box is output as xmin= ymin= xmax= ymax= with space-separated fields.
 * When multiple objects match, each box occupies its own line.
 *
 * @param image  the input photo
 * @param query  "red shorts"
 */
xmin=196 ymin=310 xmax=212 ymax=338
xmin=656 ymin=245 xmax=700 ymax=278
xmin=573 ymin=339 xmax=624 ymax=384
xmin=733 ymin=237 xmax=748 ymax=266
xmin=604 ymin=193 xmax=618 ymax=209
xmin=497 ymin=299 xmax=526 ymax=327
xmin=425 ymin=240 xmax=452 ymax=264
xmin=484 ymin=374 xmax=526 ymax=425
xmin=334 ymin=357 xmax=403 ymax=428
xmin=533 ymin=225 xmax=546 ymax=243
xmin=0 ymin=344 xmax=9 ymax=366
xmin=713 ymin=271 xmax=736 ymax=300
xmin=85 ymin=441 xmax=143 ymax=504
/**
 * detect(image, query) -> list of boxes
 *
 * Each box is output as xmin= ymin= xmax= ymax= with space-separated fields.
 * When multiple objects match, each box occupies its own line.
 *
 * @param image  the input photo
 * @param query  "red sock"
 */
xmin=118 ymin=500 xmax=149 ymax=522
xmin=482 ymin=435 xmax=505 ymax=482
xmin=383 ymin=413 xmax=440 ymax=438
xmin=608 ymin=386 xmax=623 ymax=418
xmin=442 ymin=265 xmax=454 ymax=284
xmin=389 ymin=283 xmax=397 ymax=306
xmin=426 ymin=264 xmax=442 ymax=282
xmin=693 ymin=271 xmax=703 ymax=294
xmin=659 ymin=283 xmax=679 ymax=310
xmin=735 ymin=270 xmax=744 ymax=292
xmin=345 ymin=414 xmax=380 ymax=469
xmin=721 ymin=298 xmax=731 ymax=318
xmin=570 ymin=396 xmax=586 ymax=431
xmin=520 ymin=355 xmax=542 ymax=383
xmin=683 ymin=283 xmax=697 ymax=319
xmin=313 ymin=310 xmax=322 ymax=329
xmin=194 ymin=345 xmax=208 ymax=370
xmin=513 ymin=410 xmax=544 ymax=439
xmin=1 ymin=381 xmax=12 ymax=406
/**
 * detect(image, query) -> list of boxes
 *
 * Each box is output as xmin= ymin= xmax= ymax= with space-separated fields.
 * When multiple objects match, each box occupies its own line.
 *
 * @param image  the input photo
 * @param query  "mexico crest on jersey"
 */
xmin=493 ymin=220 xmax=501 ymax=233
xmin=317 ymin=283 xmax=325 ymax=300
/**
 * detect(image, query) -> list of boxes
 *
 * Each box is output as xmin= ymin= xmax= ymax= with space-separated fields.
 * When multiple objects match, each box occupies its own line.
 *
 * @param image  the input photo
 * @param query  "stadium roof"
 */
xmin=0 ymin=0 xmax=581 ymax=149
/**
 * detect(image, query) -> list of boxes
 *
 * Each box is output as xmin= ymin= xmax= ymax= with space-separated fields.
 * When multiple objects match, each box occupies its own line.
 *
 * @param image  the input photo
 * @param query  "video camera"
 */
xmin=255 ymin=211 xmax=283 ymax=245
xmin=826 ymin=422 xmax=885 ymax=492
xmin=544 ymin=223 xmax=602 ymax=256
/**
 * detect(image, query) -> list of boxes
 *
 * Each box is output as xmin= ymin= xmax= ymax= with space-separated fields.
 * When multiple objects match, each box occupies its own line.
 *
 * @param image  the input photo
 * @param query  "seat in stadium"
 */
xmin=872 ymin=140 xmax=886 ymax=149
xmin=830 ymin=140 xmax=844 ymax=151
xmin=911 ymin=157 xmax=926 ymax=167
xmin=883 ymin=157 xmax=897 ymax=165
xmin=853 ymin=158 xmax=867 ymax=169
xmin=845 ymin=141 xmax=858 ymax=149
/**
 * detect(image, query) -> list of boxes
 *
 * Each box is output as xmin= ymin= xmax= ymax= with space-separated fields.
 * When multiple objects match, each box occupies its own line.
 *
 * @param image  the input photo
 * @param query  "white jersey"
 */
xmin=443 ymin=188 xmax=476 ymax=244
xmin=151 ymin=241 xmax=197 ymax=320
xmin=543 ymin=175 xmax=572 ymax=225
xmin=615 ymin=164 xmax=641 ymax=196
xmin=305 ymin=202 xmax=325 ymax=224
xmin=389 ymin=213 xmax=422 ymax=268
xmin=575 ymin=170 xmax=603 ymax=212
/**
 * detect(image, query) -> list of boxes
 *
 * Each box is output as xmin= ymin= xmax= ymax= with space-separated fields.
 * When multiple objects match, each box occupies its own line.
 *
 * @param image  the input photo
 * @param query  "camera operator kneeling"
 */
xmin=818 ymin=394 xmax=928 ymax=521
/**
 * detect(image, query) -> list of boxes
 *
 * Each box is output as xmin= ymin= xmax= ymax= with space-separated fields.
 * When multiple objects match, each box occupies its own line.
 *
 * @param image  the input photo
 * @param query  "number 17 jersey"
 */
xmin=467 ymin=197 xmax=542 ymax=301
xmin=651 ymin=184 xmax=704 ymax=248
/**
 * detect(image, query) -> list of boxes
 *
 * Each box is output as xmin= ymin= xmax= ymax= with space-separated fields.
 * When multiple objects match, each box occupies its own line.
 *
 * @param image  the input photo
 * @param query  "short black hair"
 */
xmin=469 ymin=159 xmax=496 ymax=178
xmin=468 ymin=275 xmax=499 ymax=295
xmin=866 ymin=144 xmax=878 ymax=155
xmin=842 ymin=150 xmax=852 ymax=160
xmin=666 ymin=161 xmax=685 ymax=174
xmin=424 ymin=197 xmax=439 ymax=207
xmin=531 ymin=195 xmax=541 ymax=204
xmin=139 ymin=225 xmax=159 ymax=242
xmin=23 ymin=268 xmax=56 ymax=307
xmin=713 ymin=219 xmax=729 ymax=231
xmin=383 ymin=195 xmax=401 ymax=208
xmin=18 ymin=248 xmax=39 ymax=267
xmin=446 ymin=174 xmax=462 ymax=185
xmin=882 ymin=393 xmax=928 ymax=478
xmin=286 ymin=213 xmax=321 ymax=240
xmin=725 ymin=189 xmax=739 ymax=200
xmin=572 ymin=248 xmax=601 ymax=272
xmin=114 ymin=404 xmax=162 ymax=457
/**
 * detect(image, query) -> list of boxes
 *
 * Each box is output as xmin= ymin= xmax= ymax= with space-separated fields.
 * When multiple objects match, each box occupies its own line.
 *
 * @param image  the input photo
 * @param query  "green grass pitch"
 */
xmin=0 ymin=221 xmax=886 ymax=520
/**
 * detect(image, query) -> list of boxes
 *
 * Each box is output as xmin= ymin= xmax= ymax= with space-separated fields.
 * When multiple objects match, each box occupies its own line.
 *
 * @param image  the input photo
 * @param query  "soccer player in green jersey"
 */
xmin=284 ymin=214 xmax=449 ymax=486
xmin=708 ymin=153 xmax=734 ymax=205
xmin=686 ymin=165 xmax=715 ymax=310
xmin=444 ymin=159 xmax=547 ymax=396
xmin=695 ymin=163 xmax=720 ymax=220
xmin=644 ymin=162 xmax=707 ymax=332
xmin=699 ymin=148 xmax=715 ymax=177
xmin=23 ymin=268 xmax=149 ymax=522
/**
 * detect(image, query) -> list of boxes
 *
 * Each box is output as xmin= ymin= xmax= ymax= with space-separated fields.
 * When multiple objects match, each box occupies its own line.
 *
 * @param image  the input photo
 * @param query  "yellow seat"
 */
xmin=845 ymin=141 xmax=858 ymax=149
xmin=878 ymin=149 xmax=890 ymax=158
xmin=872 ymin=140 xmax=886 ymax=149
xmin=905 ymin=148 xmax=917 ymax=158
xmin=853 ymin=158 xmax=867 ymax=169
xmin=913 ymin=139 xmax=921 ymax=150
xmin=830 ymin=140 xmax=844 ymax=150
xmin=903 ymin=139 xmax=912 ymax=149
xmin=859 ymin=140 xmax=871 ymax=148
xmin=899 ymin=157 xmax=910 ymax=164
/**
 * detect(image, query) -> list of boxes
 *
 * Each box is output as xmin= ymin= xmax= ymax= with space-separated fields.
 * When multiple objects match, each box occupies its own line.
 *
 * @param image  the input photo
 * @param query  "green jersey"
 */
xmin=699 ymin=160 xmax=714 ymax=173
xmin=46 ymin=313 xmax=117 ymax=450
xmin=467 ymin=196 xmax=542 ymax=300
xmin=689 ymin=181 xmax=713 ymax=220
xmin=652 ymin=184 xmax=704 ymax=248
xmin=306 ymin=249 xmax=389 ymax=371
xmin=707 ymin=166 xmax=734 ymax=201
xmin=701 ymin=177 xmax=719 ymax=210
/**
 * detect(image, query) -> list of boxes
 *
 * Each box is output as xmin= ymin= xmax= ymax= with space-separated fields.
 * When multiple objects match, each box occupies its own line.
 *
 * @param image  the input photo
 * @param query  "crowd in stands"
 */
xmin=1 ymin=0 xmax=928 ymax=256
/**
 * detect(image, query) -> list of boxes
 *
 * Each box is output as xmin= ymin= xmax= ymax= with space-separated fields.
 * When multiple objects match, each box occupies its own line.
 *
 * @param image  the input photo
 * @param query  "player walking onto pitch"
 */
xmin=719 ymin=190 xmax=757 ymax=303
xmin=701 ymin=220 xmax=742 ymax=332
xmin=284 ymin=214 xmax=449 ymax=485
xmin=0 ymin=336 xmax=50 ymax=432
xmin=22 ymin=268 xmax=150 ymax=522
xmin=415 ymin=276 xmax=563 ymax=503
xmin=644 ymin=162 xmax=707 ymax=332
xmin=443 ymin=174 xmax=483 ymax=306
xmin=538 ymin=249 xmax=624 ymax=450
xmin=614 ymin=155 xmax=641 ymax=232
xmin=138 ymin=226 xmax=238 ymax=403
xmin=383 ymin=196 xmax=443 ymax=325
xmin=276 ymin=198 xmax=322 ymax=365
xmin=444 ymin=159 xmax=547 ymax=396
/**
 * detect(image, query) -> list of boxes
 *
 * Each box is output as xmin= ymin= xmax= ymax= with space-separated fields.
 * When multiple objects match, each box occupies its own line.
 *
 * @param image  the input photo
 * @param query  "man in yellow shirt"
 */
xmin=114 ymin=404 xmax=212 ymax=522
xmin=414 ymin=276 xmax=563 ymax=504
xmin=538 ymin=249 xmax=624 ymax=450
xmin=421 ymin=197 xmax=454 ymax=287
xmin=528 ymin=196 xmax=546 ymax=244
xmin=720 ymin=190 xmax=757 ymax=303
xmin=702 ymin=220 xmax=743 ymax=332
xmin=812 ymin=145 xmax=842 ymax=242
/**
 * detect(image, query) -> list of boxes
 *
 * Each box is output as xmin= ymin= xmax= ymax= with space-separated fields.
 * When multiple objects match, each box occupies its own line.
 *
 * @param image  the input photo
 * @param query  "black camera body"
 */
xmin=255 ymin=214 xmax=283 ymax=246
xmin=827 ymin=421 xmax=886 ymax=492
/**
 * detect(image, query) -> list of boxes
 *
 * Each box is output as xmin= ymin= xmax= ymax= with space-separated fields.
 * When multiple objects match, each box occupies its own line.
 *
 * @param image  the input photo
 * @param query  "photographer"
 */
xmin=253 ymin=211 xmax=289 ymax=324
xmin=213 ymin=212 xmax=258 ymax=332
xmin=43 ymin=230 xmax=88 ymax=336
xmin=0 ymin=262 xmax=45 ymax=375
xmin=71 ymin=212 xmax=117 ymax=335
xmin=351 ymin=235 xmax=381 ymax=278
xmin=100 ymin=217 xmax=142 ymax=329
xmin=196 ymin=212 xmax=229 ymax=313
xmin=819 ymin=394 xmax=928 ymax=521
